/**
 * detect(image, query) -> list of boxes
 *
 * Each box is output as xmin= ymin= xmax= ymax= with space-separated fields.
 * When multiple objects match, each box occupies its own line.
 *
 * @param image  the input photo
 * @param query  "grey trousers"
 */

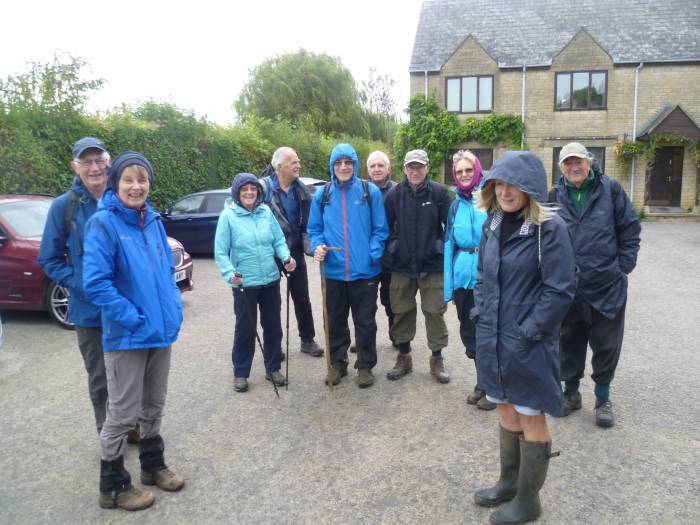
xmin=100 ymin=347 xmax=171 ymax=461
xmin=75 ymin=326 xmax=108 ymax=433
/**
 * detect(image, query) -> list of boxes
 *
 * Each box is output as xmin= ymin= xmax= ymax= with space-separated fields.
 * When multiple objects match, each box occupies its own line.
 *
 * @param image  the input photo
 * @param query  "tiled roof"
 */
xmin=410 ymin=0 xmax=700 ymax=71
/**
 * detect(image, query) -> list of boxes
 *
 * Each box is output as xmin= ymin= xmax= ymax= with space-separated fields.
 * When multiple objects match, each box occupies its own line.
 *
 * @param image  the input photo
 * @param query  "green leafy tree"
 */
xmin=235 ymin=50 xmax=368 ymax=137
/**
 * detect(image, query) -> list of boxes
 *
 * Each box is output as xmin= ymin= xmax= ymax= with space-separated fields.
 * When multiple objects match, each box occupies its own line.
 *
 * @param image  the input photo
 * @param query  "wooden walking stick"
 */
xmin=319 ymin=246 xmax=342 ymax=391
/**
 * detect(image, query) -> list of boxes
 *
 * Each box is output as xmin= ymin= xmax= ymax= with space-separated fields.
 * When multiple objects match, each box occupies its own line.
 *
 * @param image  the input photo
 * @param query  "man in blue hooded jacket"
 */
xmin=307 ymin=143 xmax=389 ymax=388
xmin=38 ymin=137 xmax=111 ymax=435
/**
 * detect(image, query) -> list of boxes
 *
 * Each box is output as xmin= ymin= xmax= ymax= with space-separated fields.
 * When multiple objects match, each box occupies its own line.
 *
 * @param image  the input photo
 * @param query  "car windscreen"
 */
xmin=0 ymin=200 xmax=51 ymax=238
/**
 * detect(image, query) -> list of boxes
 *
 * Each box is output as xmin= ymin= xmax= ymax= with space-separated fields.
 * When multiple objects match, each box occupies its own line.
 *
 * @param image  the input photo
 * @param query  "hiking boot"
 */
xmin=265 ymin=371 xmax=288 ymax=386
xmin=557 ymin=391 xmax=582 ymax=417
xmin=595 ymin=400 xmax=615 ymax=428
xmin=357 ymin=368 xmax=374 ymax=388
xmin=325 ymin=363 xmax=348 ymax=386
xmin=477 ymin=396 xmax=497 ymax=411
xmin=474 ymin=426 xmax=522 ymax=507
xmin=467 ymin=387 xmax=485 ymax=405
xmin=300 ymin=339 xmax=324 ymax=357
xmin=489 ymin=440 xmax=554 ymax=525
xmin=99 ymin=485 xmax=155 ymax=511
xmin=387 ymin=353 xmax=412 ymax=381
xmin=429 ymin=355 xmax=450 ymax=384
xmin=233 ymin=377 xmax=248 ymax=392
xmin=99 ymin=456 xmax=155 ymax=511
xmin=141 ymin=468 xmax=185 ymax=492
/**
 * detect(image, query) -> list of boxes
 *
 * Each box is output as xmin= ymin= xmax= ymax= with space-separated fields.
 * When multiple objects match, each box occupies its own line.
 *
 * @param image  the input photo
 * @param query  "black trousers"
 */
xmin=378 ymin=271 xmax=394 ymax=336
xmin=325 ymin=277 xmax=379 ymax=370
xmin=453 ymin=288 xmax=482 ymax=389
xmin=560 ymin=299 xmax=626 ymax=387
xmin=232 ymin=281 xmax=282 ymax=378
xmin=288 ymin=246 xmax=316 ymax=341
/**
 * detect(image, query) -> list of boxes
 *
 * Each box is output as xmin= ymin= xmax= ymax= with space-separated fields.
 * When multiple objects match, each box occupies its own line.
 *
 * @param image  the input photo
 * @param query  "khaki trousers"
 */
xmin=389 ymin=272 xmax=448 ymax=351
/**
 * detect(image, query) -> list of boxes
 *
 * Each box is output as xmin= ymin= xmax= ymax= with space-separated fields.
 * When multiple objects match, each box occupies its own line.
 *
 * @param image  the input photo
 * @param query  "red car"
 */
xmin=0 ymin=194 xmax=193 ymax=329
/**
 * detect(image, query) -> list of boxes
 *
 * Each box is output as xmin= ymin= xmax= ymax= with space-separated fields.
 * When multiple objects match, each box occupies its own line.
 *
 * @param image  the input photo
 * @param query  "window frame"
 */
xmin=554 ymin=70 xmax=608 ymax=111
xmin=445 ymin=75 xmax=494 ymax=114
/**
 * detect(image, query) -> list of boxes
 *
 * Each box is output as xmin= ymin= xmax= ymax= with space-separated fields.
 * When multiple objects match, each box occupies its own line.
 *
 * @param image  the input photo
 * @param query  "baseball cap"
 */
xmin=72 ymin=137 xmax=107 ymax=159
xmin=558 ymin=142 xmax=589 ymax=164
xmin=403 ymin=149 xmax=429 ymax=166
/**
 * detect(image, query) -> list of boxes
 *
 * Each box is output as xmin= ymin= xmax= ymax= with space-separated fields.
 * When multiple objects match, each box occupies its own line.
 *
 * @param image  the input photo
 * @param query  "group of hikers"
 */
xmin=38 ymin=135 xmax=640 ymax=523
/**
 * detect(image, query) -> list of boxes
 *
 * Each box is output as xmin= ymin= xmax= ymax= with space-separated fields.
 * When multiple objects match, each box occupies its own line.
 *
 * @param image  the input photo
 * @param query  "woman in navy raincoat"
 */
xmin=471 ymin=151 xmax=575 ymax=525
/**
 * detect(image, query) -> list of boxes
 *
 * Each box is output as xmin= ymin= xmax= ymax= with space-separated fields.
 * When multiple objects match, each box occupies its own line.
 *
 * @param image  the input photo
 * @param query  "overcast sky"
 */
xmin=1 ymin=0 xmax=426 ymax=125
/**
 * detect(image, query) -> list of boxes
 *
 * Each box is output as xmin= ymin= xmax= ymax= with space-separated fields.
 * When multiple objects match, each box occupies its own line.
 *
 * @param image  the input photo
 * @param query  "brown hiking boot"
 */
xmin=357 ymin=368 xmax=375 ymax=388
xmin=325 ymin=363 xmax=348 ymax=386
xmin=477 ymin=395 xmax=497 ymax=410
xmin=99 ymin=486 xmax=155 ymax=511
xmin=141 ymin=468 xmax=185 ymax=492
xmin=429 ymin=355 xmax=450 ymax=384
xmin=387 ymin=353 xmax=412 ymax=380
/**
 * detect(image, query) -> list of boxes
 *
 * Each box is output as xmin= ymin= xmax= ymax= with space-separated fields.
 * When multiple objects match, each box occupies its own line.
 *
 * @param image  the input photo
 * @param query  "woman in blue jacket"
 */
xmin=83 ymin=152 xmax=184 ymax=511
xmin=471 ymin=151 xmax=575 ymax=525
xmin=443 ymin=150 xmax=493 ymax=410
xmin=215 ymin=172 xmax=296 ymax=393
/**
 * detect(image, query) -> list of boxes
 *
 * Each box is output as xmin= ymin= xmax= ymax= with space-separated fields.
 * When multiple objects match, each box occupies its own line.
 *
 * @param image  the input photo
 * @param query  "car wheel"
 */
xmin=46 ymin=281 xmax=75 ymax=330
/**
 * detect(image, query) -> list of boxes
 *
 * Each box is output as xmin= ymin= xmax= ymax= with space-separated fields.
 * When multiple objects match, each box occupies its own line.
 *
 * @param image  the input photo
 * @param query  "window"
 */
xmin=555 ymin=71 xmax=607 ymax=110
xmin=446 ymin=76 xmax=493 ymax=113
xmin=445 ymin=149 xmax=494 ymax=182
xmin=552 ymin=146 xmax=606 ymax=185
xmin=170 ymin=194 xmax=205 ymax=215
xmin=203 ymin=193 xmax=228 ymax=213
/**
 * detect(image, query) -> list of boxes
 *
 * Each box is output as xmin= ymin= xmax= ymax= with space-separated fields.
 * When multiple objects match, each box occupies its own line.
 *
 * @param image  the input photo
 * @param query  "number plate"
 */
xmin=175 ymin=269 xmax=186 ymax=282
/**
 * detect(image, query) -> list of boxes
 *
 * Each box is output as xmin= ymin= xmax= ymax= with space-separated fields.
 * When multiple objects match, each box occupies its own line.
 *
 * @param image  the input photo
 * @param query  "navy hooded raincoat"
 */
xmin=473 ymin=151 xmax=575 ymax=415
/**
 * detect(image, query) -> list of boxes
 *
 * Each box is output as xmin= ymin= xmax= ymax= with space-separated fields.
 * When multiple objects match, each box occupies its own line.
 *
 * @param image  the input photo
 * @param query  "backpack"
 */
xmin=320 ymin=179 xmax=372 ymax=212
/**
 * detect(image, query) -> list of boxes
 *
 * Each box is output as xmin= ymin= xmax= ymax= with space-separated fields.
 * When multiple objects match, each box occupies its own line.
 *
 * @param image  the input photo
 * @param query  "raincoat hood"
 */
xmin=328 ymin=143 xmax=359 ymax=184
xmin=483 ymin=151 xmax=547 ymax=203
xmin=230 ymin=172 xmax=264 ymax=208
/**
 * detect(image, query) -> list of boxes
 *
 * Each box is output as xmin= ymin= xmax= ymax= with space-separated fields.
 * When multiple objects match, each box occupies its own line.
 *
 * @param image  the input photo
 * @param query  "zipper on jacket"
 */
xmin=141 ymin=224 xmax=168 ymax=339
xmin=342 ymin=184 xmax=349 ymax=281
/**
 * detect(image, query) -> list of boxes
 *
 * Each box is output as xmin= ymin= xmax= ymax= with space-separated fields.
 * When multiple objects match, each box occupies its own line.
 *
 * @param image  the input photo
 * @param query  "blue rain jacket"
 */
xmin=473 ymin=151 xmax=575 ymax=415
xmin=214 ymin=197 xmax=290 ymax=288
xmin=37 ymin=178 xmax=101 ymax=327
xmin=444 ymin=193 xmax=487 ymax=301
xmin=307 ymin=144 xmax=388 ymax=281
xmin=83 ymin=189 xmax=182 ymax=351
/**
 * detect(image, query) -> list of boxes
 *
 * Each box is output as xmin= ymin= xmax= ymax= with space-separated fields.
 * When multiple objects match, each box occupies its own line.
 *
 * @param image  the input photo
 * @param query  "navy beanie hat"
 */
xmin=108 ymin=151 xmax=154 ymax=189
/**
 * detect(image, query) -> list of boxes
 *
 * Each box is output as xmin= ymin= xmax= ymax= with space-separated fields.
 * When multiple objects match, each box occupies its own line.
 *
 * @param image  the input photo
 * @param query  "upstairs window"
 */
xmin=555 ymin=71 xmax=607 ymax=110
xmin=446 ymin=76 xmax=493 ymax=113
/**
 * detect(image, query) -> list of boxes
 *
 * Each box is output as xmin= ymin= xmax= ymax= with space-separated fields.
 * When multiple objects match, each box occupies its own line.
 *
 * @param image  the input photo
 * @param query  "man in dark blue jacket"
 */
xmin=261 ymin=147 xmax=323 ymax=358
xmin=550 ymin=143 xmax=641 ymax=428
xmin=383 ymin=149 xmax=453 ymax=384
xmin=38 ymin=137 xmax=111 ymax=434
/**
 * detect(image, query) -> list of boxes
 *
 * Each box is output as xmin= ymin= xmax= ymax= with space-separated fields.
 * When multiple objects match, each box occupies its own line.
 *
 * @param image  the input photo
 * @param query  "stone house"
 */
xmin=409 ymin=0 xmax=700 ymax=211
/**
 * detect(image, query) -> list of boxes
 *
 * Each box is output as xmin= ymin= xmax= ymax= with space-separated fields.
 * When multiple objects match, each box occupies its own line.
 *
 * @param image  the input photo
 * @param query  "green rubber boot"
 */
xmin=489 ymin=440 xmax=553 ymax=525
xmin=474 ymin=426 xmax=522 ymax=507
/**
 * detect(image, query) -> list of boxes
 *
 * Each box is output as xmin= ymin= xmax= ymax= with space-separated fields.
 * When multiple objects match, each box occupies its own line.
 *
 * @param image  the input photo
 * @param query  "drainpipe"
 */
xmin=424 ymin=70 xmax=428 ymax=100
xmin=521 ymin=66 xmax=526 ymax=149
xmin=631 ymin=62 xmax=644 ymax=200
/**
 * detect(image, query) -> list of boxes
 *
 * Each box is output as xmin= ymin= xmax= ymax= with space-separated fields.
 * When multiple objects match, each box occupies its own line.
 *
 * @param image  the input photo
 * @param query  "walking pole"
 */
xmin=319 ymin=246 xmax=342 ymax=391
xmin=236 ymin=275 xmax=280 ymax=399
xmin=285 ymin=273 xmax=290 ymax=390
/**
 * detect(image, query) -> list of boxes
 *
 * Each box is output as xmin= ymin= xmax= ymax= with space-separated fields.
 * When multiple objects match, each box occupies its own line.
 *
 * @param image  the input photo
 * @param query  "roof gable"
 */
xmin=410 ymin=0 xmax=700 ymax=72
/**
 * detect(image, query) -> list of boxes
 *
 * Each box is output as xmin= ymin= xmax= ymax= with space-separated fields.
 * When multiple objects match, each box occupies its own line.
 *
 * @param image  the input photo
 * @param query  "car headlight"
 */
xmin=172 ymin=248 xmax=184 ymax=268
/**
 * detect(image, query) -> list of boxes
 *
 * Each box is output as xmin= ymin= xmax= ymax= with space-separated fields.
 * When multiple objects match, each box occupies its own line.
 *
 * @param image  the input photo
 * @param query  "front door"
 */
xmin=647 ymin=146 xmax=683 ymax=206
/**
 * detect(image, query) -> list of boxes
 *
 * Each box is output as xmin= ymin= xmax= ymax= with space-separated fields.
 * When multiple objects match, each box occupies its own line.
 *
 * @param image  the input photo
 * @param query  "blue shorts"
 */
xmin=485 ymin=395 xmax=542 ymax=416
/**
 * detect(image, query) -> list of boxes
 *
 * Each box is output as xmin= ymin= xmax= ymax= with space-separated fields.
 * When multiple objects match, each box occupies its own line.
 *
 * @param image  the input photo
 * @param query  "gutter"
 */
xmin=631 ymin=62 xmax=644 ymax=198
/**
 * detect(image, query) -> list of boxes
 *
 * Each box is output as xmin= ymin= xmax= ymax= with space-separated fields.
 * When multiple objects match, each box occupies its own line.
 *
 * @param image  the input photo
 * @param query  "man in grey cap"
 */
xmin=38 ymin=137 xmax=115 ymax=436
xmin=549 ymin=142 xmax=641 ymax=428
xmin=382 ymin=149 xmax=453 ymax=384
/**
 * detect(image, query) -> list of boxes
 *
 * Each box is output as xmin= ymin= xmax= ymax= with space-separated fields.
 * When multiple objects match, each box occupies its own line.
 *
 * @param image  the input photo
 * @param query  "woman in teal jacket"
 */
xmin=83 ymin=152 xmax=184 ymax=511
xmin=444 ymin=150 xmax=493 ymax=410
xmin=215 ymin=172 xmax=296 ymax=393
